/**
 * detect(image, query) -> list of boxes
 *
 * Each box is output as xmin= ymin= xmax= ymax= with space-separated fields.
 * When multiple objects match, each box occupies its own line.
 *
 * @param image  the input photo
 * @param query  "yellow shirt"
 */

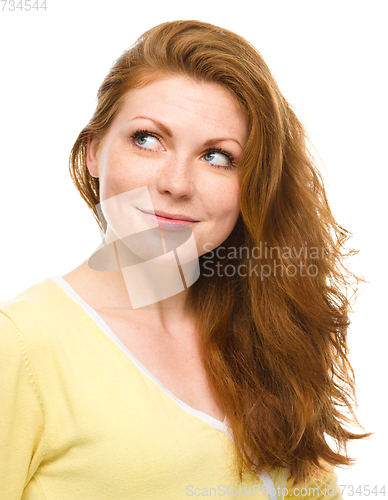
xmin=0 ymin=276 xmax=342 ymax=499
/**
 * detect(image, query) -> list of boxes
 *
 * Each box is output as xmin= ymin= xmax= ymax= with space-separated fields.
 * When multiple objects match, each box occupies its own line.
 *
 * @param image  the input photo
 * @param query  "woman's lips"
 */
xmin=138 ymin=210 xmax=197 ymax=230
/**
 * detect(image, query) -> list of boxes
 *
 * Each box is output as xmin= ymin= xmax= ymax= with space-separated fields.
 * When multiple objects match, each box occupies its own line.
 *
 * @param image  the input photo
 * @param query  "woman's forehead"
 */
xmin=117 ymin=76 xmax=248 ymax=137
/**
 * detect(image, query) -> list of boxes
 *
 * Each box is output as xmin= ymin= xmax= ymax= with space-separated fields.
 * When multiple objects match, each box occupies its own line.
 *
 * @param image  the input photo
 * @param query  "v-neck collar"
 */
xmin=47 ymin=275 xmax=231 ymax=439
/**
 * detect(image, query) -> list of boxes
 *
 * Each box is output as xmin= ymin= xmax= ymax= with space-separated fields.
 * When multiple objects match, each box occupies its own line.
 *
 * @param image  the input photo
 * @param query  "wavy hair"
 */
xmin=69 ymin=20 xmax=370 ymax=486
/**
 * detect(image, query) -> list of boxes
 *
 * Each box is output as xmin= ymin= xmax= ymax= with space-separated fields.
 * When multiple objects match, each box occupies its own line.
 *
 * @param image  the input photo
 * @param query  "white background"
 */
xmin=0 ymin=1 xmax=386 ymax=497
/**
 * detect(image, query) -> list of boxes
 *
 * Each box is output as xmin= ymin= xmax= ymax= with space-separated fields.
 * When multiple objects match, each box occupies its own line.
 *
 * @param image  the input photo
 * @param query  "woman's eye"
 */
xmin=203 ymin=150 xmax=236 ymax=170
xmin=134 ymin=134 xmax=160 ymax=150
xmin=203 ymin=151 xmax=229 ymax=166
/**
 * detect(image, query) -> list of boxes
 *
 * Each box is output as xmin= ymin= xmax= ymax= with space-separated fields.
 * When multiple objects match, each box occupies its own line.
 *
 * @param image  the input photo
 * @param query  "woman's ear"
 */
xmin=86 ymin=133 xmax=100 ymax=178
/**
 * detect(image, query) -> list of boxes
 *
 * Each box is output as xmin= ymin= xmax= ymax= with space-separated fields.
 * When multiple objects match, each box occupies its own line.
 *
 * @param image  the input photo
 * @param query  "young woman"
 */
xmin=0 ymin=20 xmax=369 ymax=499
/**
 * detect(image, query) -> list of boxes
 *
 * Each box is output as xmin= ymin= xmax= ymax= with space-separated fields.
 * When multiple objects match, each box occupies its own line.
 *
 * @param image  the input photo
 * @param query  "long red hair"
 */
xmin=69 ymin=20 xmax=371 ymax=486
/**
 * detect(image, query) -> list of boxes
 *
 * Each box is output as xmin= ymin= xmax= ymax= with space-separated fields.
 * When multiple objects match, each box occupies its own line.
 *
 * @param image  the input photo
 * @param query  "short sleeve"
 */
xmin=284 ymin=469 xmax=343 ymax=500
xmin=0 ymin=311 xmax=47 ymax=499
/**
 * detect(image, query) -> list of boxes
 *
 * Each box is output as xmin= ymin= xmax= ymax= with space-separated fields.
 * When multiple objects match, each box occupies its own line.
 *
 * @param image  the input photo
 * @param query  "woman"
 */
xmin=0 ymin=20 xmax=369 ymax=499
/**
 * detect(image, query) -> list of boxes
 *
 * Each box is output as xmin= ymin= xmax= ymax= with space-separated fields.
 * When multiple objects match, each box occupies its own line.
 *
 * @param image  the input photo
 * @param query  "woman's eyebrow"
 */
xmin=131 ymin=116 xmax=243 ymax=149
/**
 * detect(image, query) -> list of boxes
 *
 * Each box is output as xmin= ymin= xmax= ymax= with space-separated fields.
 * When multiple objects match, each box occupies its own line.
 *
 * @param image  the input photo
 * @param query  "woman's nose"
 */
xmin=155 ymin=157 xmax=195 ymax=199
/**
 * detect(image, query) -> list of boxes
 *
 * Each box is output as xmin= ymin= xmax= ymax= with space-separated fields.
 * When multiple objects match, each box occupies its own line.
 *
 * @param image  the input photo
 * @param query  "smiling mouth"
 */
xmin=138 ymin=209 xmax=197 ymax=230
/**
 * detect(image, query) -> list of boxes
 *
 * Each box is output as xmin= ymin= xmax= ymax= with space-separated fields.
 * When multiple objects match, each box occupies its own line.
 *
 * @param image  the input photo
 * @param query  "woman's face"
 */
xmin=87 ymin=74 xmax=248 ymax=257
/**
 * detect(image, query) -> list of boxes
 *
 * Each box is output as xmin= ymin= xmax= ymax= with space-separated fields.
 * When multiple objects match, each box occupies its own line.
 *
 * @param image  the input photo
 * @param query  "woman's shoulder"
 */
xmin=0 ymin=276 xmax=92 ymax=354
xmin=0 ymin=276 xmax=113 ymax=396
xmin=0 ymin=277 xmax=66 ymax=332
xmin=0 ymin=278 xmax=63 ymax=357
xmin=1 ymin=276 xmax=64 ymax=309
